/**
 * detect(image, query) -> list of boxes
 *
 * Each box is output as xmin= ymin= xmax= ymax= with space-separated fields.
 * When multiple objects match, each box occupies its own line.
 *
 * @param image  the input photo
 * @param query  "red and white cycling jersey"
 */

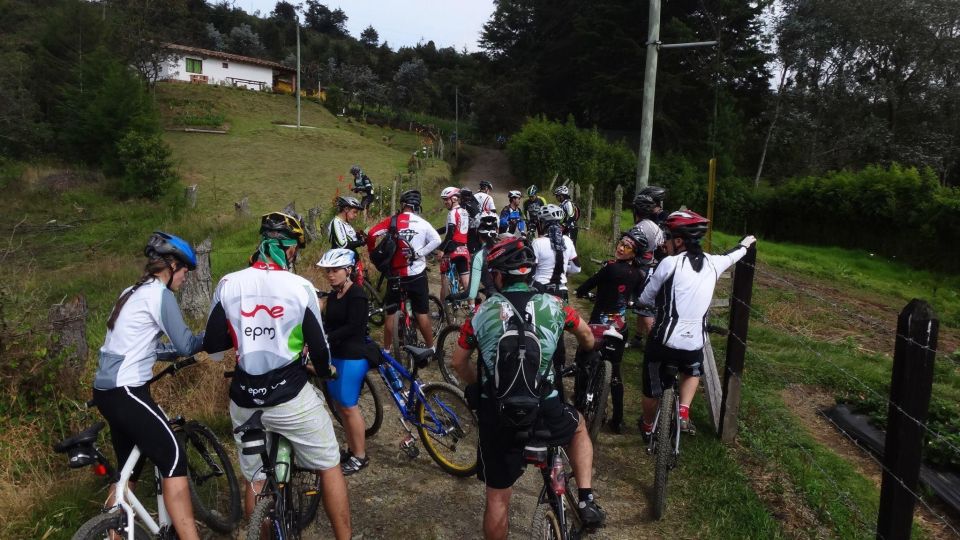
xmin=446 ymin=205 xmax=470 ymax=245
xmin=475 ymin=191 xmax=496 ymax=214
xmin=366 ymin=212 xmax=442 ymax=277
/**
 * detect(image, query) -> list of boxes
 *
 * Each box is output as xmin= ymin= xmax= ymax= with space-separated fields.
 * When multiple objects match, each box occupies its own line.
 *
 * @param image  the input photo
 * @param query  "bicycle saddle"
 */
xmin=53 ymin=422 xmax=105 ymax=452
xmin=234 ymin=410 xmax=265 ymax=435
xmin=403 ymin=345 xmax=434 ymax=368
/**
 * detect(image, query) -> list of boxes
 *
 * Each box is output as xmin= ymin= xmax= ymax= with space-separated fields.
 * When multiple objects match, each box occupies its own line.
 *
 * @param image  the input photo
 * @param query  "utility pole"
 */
xmin=635 ymin=1 xmax=718 ymax=193
xmin=454 ymin=86 xmax=459 ymax=163
xmin=296 ymin=16 xmax=301 ymax=129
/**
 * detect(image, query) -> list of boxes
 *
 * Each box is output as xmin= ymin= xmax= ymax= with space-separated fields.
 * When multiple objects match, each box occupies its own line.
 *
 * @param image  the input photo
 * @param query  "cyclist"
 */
xmin=638 ymin=185 xmax=668 ymax=224
xmin=450 ymin=237 xmax=606 ymax=539
xmin=475 ymin=179 xmax=497 ymax=216
xmin=574 ymin=228 xmax=650 ymax=434
xmin=531 ymin=204 xmax=581 ymax=301
xmin=458 ymin=214 xmax=501 ymax=304
xmin=629 ymin=186 xmax=667 ymax=348
xmin=554 ymin=185 xmax=579 ymax=244
xmin=523 ymin=185 xmax=547 ymax=237
xmin=316 ymin=248 xmax=371 ymax=476
xmin=93 ymin=232 xmax=204 ymax=540
xmin=365 ymin=189 xmax=442 ymax=352
xmin=349 ymin=164 xmax=375 ymax=218
xmin=203 ymin=212 xmax=351 ymax=539
xmin=637 ymin=210 xmax=756 ymax=438
xmin=328 ymin=195 xmax=368 ymax=284
xmin=498 ymin=190 xmax=527 ymax=236
xmin=437 ymin=186 xmax=471 ymax=303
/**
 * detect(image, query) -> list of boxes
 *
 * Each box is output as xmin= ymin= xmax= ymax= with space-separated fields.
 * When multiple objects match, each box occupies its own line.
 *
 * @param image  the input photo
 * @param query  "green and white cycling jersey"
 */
xmin=458 ymin=283 xmax=580 ymax=395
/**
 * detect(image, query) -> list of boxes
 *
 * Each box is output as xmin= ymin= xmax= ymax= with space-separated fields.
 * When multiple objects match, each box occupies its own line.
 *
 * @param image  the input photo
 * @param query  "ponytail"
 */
xmin=685 ymin=241 xmax=705 ymax=272
xmin=106 ymin=257 xmax=171 ymax=330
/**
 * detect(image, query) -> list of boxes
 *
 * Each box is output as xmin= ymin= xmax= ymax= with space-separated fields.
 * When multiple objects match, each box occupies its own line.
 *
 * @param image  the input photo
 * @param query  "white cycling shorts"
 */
xmin=230 ymin=383 xmax=340 ymax=481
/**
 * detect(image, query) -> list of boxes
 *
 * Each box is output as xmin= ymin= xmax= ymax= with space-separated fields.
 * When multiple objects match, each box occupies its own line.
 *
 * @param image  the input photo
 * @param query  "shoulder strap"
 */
xmin=389 ymin=213 xmax=399 ymax=235
xmin=550 ymin=242 xmax=564 ymax=285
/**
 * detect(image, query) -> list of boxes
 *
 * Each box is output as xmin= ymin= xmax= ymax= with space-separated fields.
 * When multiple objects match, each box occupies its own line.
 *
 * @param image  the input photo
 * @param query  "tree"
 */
xmin=360 ymin=25 xmax=379 ymax=48
xmin=228 ymin=24 xmax=266 ymax=57
xmin=304 ymin=0 xmax=349 ymax=37
xmin=270 ymin=1 xmax=298 ymax=23
xmin=206 ymin=23 xmax=225 ymax=50
xmin=392 ymin=58 xmax=430 ymax=111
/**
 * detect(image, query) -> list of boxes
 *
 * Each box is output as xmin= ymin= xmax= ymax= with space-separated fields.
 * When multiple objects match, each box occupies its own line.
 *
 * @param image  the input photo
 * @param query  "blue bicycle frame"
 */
xmin=376 ymin=348 xmax=464 ymax=436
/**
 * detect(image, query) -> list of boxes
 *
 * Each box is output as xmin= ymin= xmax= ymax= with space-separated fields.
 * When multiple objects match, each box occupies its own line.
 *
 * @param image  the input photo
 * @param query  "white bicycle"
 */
xmin=55 ymin=357 xmax=241 ymax=539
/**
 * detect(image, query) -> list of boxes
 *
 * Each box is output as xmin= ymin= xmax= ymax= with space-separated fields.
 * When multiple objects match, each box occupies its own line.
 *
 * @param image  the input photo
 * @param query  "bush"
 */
xmin=115 ymin=131 xmax=179 ymax=200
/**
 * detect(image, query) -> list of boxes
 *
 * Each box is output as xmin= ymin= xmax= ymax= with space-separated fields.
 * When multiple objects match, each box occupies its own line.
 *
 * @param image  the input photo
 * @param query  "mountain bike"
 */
xmin=362 ymin=267 xmax=387 ymax=327
xmin=647 ymin=359 xmax=682 ymax=520
xmin=388 ymin=276 xmax=446 ymax=367
xmin=562 ymin=324 xmax=617 ymax=443
xmin=441 ymin=256 xmax=473 ymax=325
xmin=55 ymin=357 xmax=241 ymax=539
xmin=374 ymin=344 xmax=479 ymax=476
xmin=526 ymin=436 xmax=583 ymax=540
xmin=235 ymin=409 xmax=324 ymax=540
xmin=320 ymin=369 xmax=384 ymax=438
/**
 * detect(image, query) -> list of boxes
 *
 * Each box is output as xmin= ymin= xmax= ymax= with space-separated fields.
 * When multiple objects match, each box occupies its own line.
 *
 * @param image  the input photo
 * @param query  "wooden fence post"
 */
xmin=391 ymin=176 xmax=398 ymax=214
xmin=306 ymin=207 xmax=321 ymax=241
xmin=49 ymin=295 xmax=88 ymax=380
xmin=611 ymin=185 xmax=623 ymax=250
xmin=179 ymin=238 xmax=212 ymax=321
xmin=877 ymin=300 xmax=938 ymax=540
xmin=585 ymin=184 xmax=594 ymax=230
xmin=185 ymin=184 xmax=199 ymax=208
xmin=573 ymin=182 xmax=580 ymax=202
xmin=719 ymin=245 xmax=757 ymax=443
xmin=234 ymin=197 xmax=250 ymax=218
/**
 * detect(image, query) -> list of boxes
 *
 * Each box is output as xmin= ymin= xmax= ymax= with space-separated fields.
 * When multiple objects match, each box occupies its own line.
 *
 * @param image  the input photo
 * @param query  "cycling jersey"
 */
xmin=576 ymin=259 xmax=647 ymax=323
xmin=352 ymin=172 xmax=373 ymax=194
xmin=366 ymin=212 xmax=442 ymax=277
xmin=640 ymin=246 xmax=748 ymax=351
xmin=523 ymin=196 xmax=547 ymax=220
xmin=531 ymin=235 xmax=580 ymax=290
xmin=634 ymin=219 xmax=664 ymax=256
xmin=203 ymin=262 xmax=331 ymax=407
xmin=475 ymin=191 xmax=496 ymax=215
xmin=327 ymin=216 xmax=364 ymax=251
xmin=466 ymin=245 xmax=496 ymax=301
xmin=499 ymin=207 xmax=527 ymax=235
xmin=441 ymin=204 xmax=470 ymax=251
xmin=94 ymin=278 xmax=204 ymax=390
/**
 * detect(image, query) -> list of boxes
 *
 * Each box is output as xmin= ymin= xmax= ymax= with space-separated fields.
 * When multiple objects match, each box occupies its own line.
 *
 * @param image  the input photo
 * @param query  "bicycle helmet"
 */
xmin=665 ymin=210 xmax=709 ymax=240
xmin=479 ymin=180 xmax=493 ymax=191
xmin=440 ymin=186 xmax=461 ymax=200
xmin=620 ymin=226 xmax=649 ymax=254
xmin=145 ymin=232 xmax=197 ymax=270
xmin=260 ymin=211 xmax=307 ymax=248
xmin=350 ymin=164 xmax=361 ymax=176
xmin=554 ymin=185 xmax=570 ymax=197
xmin=477 ymin=214 xmax=499 ymax=239
xmin=399 ymin=189 xmax=422 ymax=211
xmin=639 ymin=185 xmax=667 ymax=204
xmin=486 ymin=237 xmax=537 ymax=276
xmin=527 ymin=185 xmax=539 ymax=197
xmin=538 ymin=203 xmax=566 ymax=224
xmin=631 ymin=193 xmax=658 ymax=217
xmin=508 ymin=190 xmax=522 ymax=200
xmin=336 ymin=195 xmax=363 ymax=211
xmin=316 ymin=248 xmax=356 ymax=269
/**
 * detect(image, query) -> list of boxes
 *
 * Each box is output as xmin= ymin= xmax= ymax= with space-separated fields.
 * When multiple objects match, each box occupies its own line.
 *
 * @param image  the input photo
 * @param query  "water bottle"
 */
xmin=549 ymin=454 xmax=566 ymax=494
xmin=384 ymin=364 xmax=403 ymax=392
xmin=275 ymin=438 xmax=292 ymax=483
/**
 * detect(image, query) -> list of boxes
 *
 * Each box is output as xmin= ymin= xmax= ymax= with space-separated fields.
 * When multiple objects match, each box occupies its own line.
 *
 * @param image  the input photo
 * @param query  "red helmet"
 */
xmin=486 ymin=237 xmax=537 ymax=276
xmin=665 ymin=210 xmax=709 ymax=240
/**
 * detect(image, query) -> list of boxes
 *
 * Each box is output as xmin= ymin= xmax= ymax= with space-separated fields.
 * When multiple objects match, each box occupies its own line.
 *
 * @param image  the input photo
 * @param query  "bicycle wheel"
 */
xmin=324 ymin=372 xmax=384 ymax=438
xmin=434 ymin=324 xmax=465 ymax=388
xmin=364 ymin=280 xmax=385 ymax=327
xmin=427 ymin=294 xmax=447 ymax=336
xmin=183 ymin=421 xmax=242 ymax=533
xmin=415 ymin=382 xmax=479 ymax=477
xmin=72 ymin=512 xmax=150 ymax=540
xmin=292 ymin=468 xmax=322 ymax=531
xmin=584 ymin=360 xmax=612 ymax=444
xmin=530 ymin=503 xmax=563 ymax=539
xmin=652 ymin=386 xmax=675 ymax=520
xmin=247 ymin=496 xmax=294 ymax=540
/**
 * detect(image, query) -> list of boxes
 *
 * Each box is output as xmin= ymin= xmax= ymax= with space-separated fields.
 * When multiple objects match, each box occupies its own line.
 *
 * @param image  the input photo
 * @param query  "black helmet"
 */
xmin=350 ymin=164 xmax=361 ymax=175
xmin=479 ymin=180 xmax=493 ymax=191
xmin=632 ymin=193 xmax=658 ymax=217
xmin=145 ymin=232 xmax=197 ymax=270
xmin=336 ymin=196 xmax=363 ymax=211
xmin=260 ymin=211 xmax=307 ymax=248
xmin=399 ymin=189 xmax=422 ymax=211
xmin=486 ymin=237 xmax=537 ymax=276
xmin=639 ymin=185 xmax=667 ymax=204
xmin=477 ymin=214 xmax=499 ymax=239
xmin=620 ymin=226 xmax=649 ymax=255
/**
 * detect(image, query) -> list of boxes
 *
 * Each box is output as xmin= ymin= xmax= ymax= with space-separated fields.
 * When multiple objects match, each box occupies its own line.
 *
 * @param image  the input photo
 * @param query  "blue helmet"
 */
xmin=145 ymin=231 xmax=197 ymax=270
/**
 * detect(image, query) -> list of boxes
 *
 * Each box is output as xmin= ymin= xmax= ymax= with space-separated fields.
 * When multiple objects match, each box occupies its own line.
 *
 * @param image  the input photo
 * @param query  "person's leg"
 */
xmin=162 ymin=476 xmax=200 ymax=540
xmin=326 ymin=359 xmax=368 ymax=461
xmin=678 ymin=375 xmax=700 ymax=408
xmin=245 ymin=479 xmax=265 ymax=517
xmin=408 ymin=273 xmax=435 ymax=348
xmin=382 ymin=283 xmax=400 ymax=351
xmin=483 ymin=487 xmax=512 ymax=540
xmin=319 ymin=466 xmax=352 ymax=540
xmin=415 ymin=313 xmax=435 ymax=348
xmin=567 ymin=416 xmax=593 ymax=490
xmin=337 ymin=404 xmax=366 ymax=458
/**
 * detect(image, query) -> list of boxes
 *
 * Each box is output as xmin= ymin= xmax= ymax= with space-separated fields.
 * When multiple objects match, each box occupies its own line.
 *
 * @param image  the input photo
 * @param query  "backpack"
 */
xmin=369 ymin=214 xmax=399 ymax=274
xmin=480 ymin=293 xmax=547 ymax=436
xmin=459 ymin=188 xmax=481 ymax=218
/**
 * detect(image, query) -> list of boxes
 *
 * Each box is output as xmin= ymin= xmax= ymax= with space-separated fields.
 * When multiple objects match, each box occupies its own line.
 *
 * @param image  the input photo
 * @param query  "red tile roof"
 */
xmin=165 ymin=43 xmax=296 ymax=73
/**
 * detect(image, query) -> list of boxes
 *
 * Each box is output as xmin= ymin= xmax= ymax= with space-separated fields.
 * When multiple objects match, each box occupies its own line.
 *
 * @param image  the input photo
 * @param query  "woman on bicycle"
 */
xmin=316 ymin=248 xmax=372 ymax=475
xmin=92 ymin=232 xmax=204 ymax=540
xmin=575 ymin=228 xmax=650 ymax=433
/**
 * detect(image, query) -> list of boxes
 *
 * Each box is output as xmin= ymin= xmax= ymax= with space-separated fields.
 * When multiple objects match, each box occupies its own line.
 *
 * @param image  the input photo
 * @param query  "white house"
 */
xmin=159 ymin=44 xmax=295 ymax=92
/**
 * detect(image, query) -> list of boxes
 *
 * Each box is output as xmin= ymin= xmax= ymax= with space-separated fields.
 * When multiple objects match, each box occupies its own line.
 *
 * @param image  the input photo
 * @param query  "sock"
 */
xmin=642 ymin=420 xmax=654 ymax=434
xmin=578 ymin=488 xmax=594 ymax=503
xmin=679 ymin=404 xmax=690 ymax=420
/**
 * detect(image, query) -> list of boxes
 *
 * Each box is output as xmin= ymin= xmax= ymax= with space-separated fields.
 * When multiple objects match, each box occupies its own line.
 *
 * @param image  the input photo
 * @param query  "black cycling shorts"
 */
xmin=360 ymin=192 xmax=375 ymax=210
xmin=93 ymin=384 xmax=188 ymax=479
xmin=384 ymin=272 xmax=430 ymax=315
xmin=477 ymin=397 xmax=580 ymax=490
xmin=641 ymin=338 xmax=704 ymax=398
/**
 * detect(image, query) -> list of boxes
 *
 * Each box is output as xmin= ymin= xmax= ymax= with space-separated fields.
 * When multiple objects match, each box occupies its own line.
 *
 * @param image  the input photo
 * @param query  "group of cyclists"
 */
xmin=92 ymin=160 xmax=755 ymax=539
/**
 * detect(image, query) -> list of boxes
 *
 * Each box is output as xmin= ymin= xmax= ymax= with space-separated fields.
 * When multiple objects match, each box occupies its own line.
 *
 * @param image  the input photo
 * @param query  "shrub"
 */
xmin=115 ymin=131 xmax=179 ymax=200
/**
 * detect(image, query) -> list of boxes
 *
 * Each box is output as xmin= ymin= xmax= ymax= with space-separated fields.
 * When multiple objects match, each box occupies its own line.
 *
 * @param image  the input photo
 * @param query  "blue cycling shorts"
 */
xmin=326 ymin=358 xmax=369 ymax=407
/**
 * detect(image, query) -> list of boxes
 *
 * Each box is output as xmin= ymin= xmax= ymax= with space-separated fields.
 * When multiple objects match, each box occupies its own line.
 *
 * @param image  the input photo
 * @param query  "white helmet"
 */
xmin=554 ymin=185 xmax=570 ymax=197
xmin=316 ymin=248 xmax=356 ymax=268
xmin=539 ymin=204 xmax=565 ymax=224
xmin=440 ymin=186 xmax=460 ymax=200
xmin=508 ymin=190 xmax=522 ymax=199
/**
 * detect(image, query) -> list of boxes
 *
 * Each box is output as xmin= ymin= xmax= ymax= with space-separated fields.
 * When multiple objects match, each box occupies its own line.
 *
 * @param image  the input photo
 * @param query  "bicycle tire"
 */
xmin=652 ymin=386 xmax=675 ymax=520
xmin=184 ymin=421 xmax=242 ymax=533
xmin=247 ymin=496 xmax=296 ymax=540
xmin=434 ymin=324 xmax=464 ymax=388
xmin=415 ymin=382 xmax=479 ymax=477
xmin=584 ymin=360 xmax=612 ymax=443
xmin=71 ymin=512 xmax=150 ymax=540
xmin=292 ymin=468 xmax=322 ymax=531
xmin=364 ymin=280 xmax=385 ymax=327
xmin=530 ymin=503 xmax=563 ymax=540
xmin=427 ymin=294 xmax=447 ymax=336
xmin=323 ymin=372 xmax=384 ymax=438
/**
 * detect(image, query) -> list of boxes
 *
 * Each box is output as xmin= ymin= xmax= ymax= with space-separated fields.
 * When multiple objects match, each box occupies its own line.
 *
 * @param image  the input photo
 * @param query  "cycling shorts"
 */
xmin=230 ymin=383 xmax=340 ymax=481
xmin=440 ymin=246 xmax=470 ymax=275
xmin=384 ymin=272 xmax=430 ymax=315
xmin=476 ymin=397 xmax=580 ymax=490
xmin=326 ymin=357 xmax=369 ymax=407
xmin=359 ymin=192 xmax=375 ymax=209
xmin=93 ymin=384 xmax=187 ymax=479
xmin=641 ymin=338 xmax=704 ymax=398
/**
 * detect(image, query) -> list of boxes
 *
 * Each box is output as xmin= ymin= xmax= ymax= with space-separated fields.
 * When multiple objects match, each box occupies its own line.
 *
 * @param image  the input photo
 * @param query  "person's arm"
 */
xmin=575 ymin=264 xmax=606 ymax=298
xmin=453 ymin=318 xmax=478 ymax=385
xmin=466 ymin=250 xmax=485 ymax=300
xmin=562 ymin=305 xmax=595 ymax=351
xmin=499 ymin=207 xmax=510 ymax=229
xmin=566 ymin=239 xmax=581 ymax=275
xmin=157 ymin=288 xmax=204 ymax=356
xmin=418 ymin=219 xmax=443 ymax=258
xmin=303 ymin=287 xmax=332 ymax=377
xmin=711 ymin=236 xmax=756 ymax=274
xmin=366 ymin=219 xmax=387 ymax=252
xmin=203 ymin=280 xmax=231 ymax=359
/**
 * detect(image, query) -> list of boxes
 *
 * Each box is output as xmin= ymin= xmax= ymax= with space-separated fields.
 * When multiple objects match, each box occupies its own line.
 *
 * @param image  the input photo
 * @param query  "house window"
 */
xmin=185 ymin=58 xmax=202 ymax=74
xmin=222 ymin=62 xmax=228 ymax=69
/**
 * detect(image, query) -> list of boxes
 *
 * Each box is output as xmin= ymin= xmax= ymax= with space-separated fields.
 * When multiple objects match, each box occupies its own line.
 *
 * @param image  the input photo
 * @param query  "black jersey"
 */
xmin=576 ymin=259 xmax=647 ymax=323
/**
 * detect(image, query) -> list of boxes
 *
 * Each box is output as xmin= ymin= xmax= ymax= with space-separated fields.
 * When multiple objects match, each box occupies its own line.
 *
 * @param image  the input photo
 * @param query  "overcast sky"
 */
xmin=240 ymin=1 xmax=496 ymax=52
